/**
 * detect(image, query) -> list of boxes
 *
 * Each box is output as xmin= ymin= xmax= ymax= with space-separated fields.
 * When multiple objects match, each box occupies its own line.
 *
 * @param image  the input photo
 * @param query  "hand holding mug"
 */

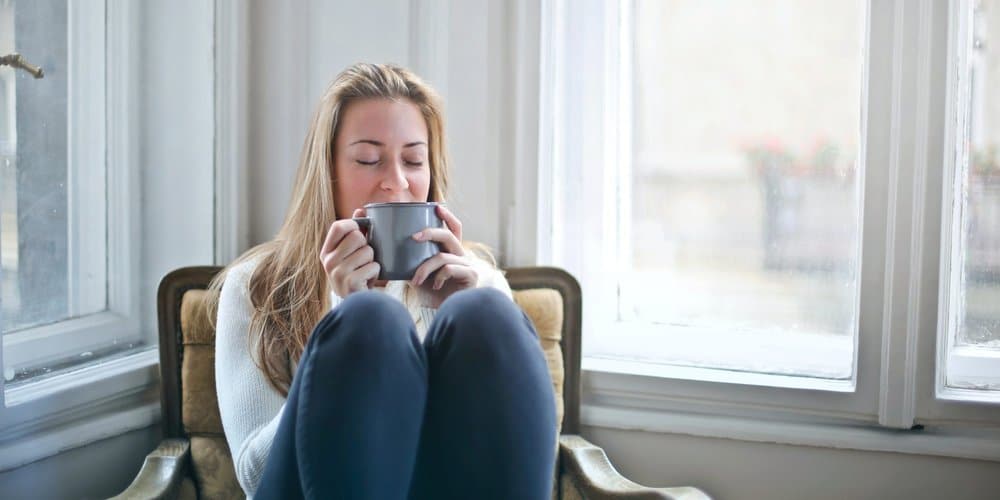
xmin=320 ymin=207 xmax=380 ymax=299
xmin=409 ymin=205 xmax=478 ymax=308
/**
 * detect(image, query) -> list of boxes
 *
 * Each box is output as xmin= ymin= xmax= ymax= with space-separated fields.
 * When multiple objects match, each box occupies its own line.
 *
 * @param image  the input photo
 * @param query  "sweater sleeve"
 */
xmin=215 ymin=260 xmax=287 ymax=498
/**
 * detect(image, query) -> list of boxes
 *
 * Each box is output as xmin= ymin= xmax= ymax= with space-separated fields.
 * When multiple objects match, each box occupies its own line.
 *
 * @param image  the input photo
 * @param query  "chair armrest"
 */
xmin=559 ymin=435 xmax=711 ymax=500
xmin=109 ymin=438 xmax=191 ymax=500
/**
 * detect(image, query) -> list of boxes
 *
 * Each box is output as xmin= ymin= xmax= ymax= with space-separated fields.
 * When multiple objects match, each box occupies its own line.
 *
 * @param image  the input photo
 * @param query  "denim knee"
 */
xmin=430 ymin=288 xmax=536 ymax=348
xmin=310 ymin=291 xmax=417 ymax=358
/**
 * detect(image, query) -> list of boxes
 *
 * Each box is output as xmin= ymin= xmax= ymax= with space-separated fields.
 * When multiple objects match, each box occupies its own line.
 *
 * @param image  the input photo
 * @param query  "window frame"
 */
xmin=934 ymin=0 xmax=1000 ymax=405
xmin=535 ymin=0 xmax=1000 ymax=459
xmin=0 ymin=0 xmax=234 ymax=471
xmin=1 ymin=0 xmax=144 ymax=401
xmin=0 ymin=0 xmax=242 ymax=473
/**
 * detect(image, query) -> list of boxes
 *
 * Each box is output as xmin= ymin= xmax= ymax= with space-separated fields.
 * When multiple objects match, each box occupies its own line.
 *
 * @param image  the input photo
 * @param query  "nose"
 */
xmin=379 ymin=160 xmax=409 ymax=193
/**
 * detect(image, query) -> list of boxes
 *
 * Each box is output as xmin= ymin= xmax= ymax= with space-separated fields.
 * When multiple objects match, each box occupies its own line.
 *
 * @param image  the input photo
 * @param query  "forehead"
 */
xmin=337 ymin=98 xmax=428 ymax=143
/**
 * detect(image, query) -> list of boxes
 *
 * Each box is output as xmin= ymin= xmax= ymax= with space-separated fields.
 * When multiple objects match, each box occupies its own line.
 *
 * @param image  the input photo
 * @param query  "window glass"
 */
xmin=623 ymin=0 xmax=864 ymax=378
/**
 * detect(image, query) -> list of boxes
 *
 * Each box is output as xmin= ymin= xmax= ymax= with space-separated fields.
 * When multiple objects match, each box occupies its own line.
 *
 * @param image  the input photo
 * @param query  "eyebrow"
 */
xmin=348 ymin=139 xmax=427 ymax=148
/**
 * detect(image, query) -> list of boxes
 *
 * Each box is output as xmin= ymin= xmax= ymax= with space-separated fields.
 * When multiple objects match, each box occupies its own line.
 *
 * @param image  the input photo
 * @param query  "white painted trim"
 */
xmin=586 ymin=355 xmax=854 ymax=395
xmin=4 ymin=348 xmax=158 ymax=407
xmin=214 ymin=0 xmax=249 ymax=265
xmin=905 ymin=0 xmax=934 ymax=417
xmin=945 ymin=347 xmax=1000 ymax=396
xmin=535 ymin=0 xmax=558 ymax=266
xmin=66 ymin=0 xmax=107 ymax=318
xmin=503 ymin=0 xmax=542 ymax=267
xmin=584 ymin=367 xmax=872 ymax=425
xmin=0 ymin=399 xmax=159 ymax=472
xmin=877 ymin=0 xmax=908 ymax=429
xmin=106 ymin=0 xmax=140 ymax=328
xmin=613 ymin=0 xmax=632 ymax=323
xmin=408 ymin=0 xmax=449 ymax=99
xmin=936 ymin=0 xmax=969 ymax=405
xmin=878 ymin=0 xmax=924 ymax=430
xmin=582 ymin=404 xmax=1000 ymax=463
xmin=0 ymin=349 xmax=159 ymax=472
xmin=3 ymin=312 xmax=136 ymax=375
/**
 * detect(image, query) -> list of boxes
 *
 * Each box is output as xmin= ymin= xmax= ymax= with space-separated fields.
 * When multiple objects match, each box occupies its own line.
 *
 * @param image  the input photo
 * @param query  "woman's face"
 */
xmin=333 ymin=98 xmax=432 ymax=219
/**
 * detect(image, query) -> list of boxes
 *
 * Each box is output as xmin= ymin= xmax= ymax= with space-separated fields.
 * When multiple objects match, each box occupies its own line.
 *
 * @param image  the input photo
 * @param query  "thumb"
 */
xmin=352 ymin=207 xmax=366 ymax=218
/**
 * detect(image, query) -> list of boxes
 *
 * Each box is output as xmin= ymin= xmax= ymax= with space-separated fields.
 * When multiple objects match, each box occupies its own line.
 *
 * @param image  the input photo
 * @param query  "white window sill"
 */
xmin=585 ymin=321 xmax=856 ymax=382
xmin=582 ymin=364 xmax=1000 ymax=463
xmin=0 ymin=349 xmax=160 ymax=472
xmin=584 ymin=356 xmax=855 ymax=393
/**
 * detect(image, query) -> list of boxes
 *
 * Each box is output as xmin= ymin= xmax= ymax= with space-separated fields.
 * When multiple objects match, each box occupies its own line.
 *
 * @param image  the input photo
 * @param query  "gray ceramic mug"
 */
xmin=353 ymin=202 xmax=444 ymax=280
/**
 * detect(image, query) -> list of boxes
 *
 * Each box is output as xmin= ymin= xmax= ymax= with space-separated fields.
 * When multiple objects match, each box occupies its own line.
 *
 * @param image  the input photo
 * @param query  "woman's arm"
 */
xmin=215 ymin=259 xmax=288 ymax=497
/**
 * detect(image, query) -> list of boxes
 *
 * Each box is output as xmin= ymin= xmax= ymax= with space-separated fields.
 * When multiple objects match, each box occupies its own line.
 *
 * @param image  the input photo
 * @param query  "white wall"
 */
xmin=0 ymin=426 xmax=160 ymax=499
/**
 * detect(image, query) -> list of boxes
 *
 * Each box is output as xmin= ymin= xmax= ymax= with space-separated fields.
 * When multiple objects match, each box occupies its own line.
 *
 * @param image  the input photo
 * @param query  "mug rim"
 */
xmin=363 ymin=201 xmax=440 ymax=209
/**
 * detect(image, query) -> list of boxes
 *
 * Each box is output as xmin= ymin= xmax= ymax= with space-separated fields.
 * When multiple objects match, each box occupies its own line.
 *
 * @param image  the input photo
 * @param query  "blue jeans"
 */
xmin=254 ymin=287 xmax=557 ymax=500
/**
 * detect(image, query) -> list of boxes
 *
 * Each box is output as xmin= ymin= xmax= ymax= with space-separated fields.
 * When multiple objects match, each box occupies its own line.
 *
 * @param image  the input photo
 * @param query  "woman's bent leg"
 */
xmin=409 ymin=288 xmax=557 ymax=500
xmin=255 ymin=291 xmax=427 ymax=500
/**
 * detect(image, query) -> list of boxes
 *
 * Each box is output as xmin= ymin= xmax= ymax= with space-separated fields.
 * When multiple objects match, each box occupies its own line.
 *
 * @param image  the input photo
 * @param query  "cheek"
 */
xmin=410 ymin=169 xmax=432 ymax=197
xmin=333 ymin=165 xmax=373 ymax=215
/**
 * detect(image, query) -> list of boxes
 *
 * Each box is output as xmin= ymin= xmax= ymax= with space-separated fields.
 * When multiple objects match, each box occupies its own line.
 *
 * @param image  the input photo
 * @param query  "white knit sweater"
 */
xmin=215 ymin=257 xmax=512 ymax=498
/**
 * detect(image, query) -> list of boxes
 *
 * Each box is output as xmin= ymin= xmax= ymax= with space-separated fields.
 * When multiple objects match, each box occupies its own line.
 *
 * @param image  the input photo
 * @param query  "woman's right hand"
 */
xmin=320 ymin=208 xmax=380 ymax=298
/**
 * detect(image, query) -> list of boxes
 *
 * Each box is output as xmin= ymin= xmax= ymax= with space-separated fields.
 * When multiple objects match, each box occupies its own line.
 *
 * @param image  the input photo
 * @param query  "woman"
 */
xmin=211 ymin=63 xmax=556 ymax=499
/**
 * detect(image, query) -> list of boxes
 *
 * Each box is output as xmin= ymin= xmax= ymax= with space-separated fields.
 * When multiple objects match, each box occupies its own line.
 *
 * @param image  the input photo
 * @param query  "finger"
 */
xmin=412 ymin=227 xmax=464 ymax=255
xmin=411 ymin=252 xmax=466 ymax=286
xmin=327 ymin=230 xmax=368 ymax=267
xmin=433 ymin=263 xmax=477 ymax=290
xmin=436 ymin=205 xmax=463 ymax=241
xmin=348 ymin=261 xmax=380 ymax=291
xmin=352 ymin=207 xmax=367 ymax=218
xmin=341 ymin=244 xmax=375 ymax=273
xmin=321 ymin=219 xmax=360 ymax=255
xmin=325 ymin=240 xmax=373 ymax=280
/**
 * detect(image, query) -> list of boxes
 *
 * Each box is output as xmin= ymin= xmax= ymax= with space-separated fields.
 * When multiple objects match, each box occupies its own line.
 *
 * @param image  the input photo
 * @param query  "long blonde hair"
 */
xmin=208 ymin=63 xmax=451 ymax=396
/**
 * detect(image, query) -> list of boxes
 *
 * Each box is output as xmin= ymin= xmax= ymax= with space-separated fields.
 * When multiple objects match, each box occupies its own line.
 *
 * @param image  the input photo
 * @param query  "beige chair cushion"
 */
xmin=513 ymin=288 xmax=565 ymax=434
xmin=181 ymin=290 xmax=243 ymax=499
xmin=178 ymin=286 xmax=565 ymax=499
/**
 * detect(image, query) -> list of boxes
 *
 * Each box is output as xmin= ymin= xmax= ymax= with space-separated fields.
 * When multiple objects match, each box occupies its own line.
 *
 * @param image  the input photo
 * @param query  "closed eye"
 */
xmin=356 ymin=159 xmax=379 ymax=166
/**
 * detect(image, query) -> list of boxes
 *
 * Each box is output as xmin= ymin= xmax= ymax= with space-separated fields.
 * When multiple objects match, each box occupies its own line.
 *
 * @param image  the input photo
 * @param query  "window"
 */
xmin=940 ymin=0 xmax=1000 ymax=397
xmin=0 ymin=0 xmax=143 ymax=394
xmin=0 ymin=0 xmax=217 ymax=471
xmin=540 ymin=0 xmax=1000 ymax=441
xmin=622 ymin=0 xmax=863 ymax=381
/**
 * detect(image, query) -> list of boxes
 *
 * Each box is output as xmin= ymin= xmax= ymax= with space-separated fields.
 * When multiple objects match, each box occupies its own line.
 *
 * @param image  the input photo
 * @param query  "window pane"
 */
xmin=624 ymin=0 xmax=863 ymax=378
xmin=959 ymin=0 xmax=1000 ymax=351
xmin=1 ymin=0 xmax=105 ymax=336
xmin=2 ymin=0 xmax=71 ymax=333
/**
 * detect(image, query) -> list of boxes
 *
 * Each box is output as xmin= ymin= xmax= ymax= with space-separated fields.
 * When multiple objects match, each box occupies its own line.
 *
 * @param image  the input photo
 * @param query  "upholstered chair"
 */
xmin=111 ymin=266 xmax=709 ymax=499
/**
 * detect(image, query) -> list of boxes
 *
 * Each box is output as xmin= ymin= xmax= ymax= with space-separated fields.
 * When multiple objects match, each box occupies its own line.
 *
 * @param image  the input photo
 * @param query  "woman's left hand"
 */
xmin=410 ymin=205 xmax=478 ymax=308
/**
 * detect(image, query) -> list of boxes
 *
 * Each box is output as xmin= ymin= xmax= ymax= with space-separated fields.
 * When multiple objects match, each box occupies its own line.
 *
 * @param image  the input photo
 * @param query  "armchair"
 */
xmin=112 ymin=266 xmax=709 ymax=499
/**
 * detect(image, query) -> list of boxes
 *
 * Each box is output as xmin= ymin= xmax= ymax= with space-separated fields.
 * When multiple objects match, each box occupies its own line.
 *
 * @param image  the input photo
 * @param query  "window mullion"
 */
xmin=67 ymin=0 xmax=108 ymax=318
xmin=877 ymin=0 xmax=937 ymax=429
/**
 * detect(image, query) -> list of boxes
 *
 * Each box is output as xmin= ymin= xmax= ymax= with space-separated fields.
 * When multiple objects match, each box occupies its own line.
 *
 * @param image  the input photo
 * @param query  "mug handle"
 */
xmin=352 ymin=216 xmax=371 ymax=237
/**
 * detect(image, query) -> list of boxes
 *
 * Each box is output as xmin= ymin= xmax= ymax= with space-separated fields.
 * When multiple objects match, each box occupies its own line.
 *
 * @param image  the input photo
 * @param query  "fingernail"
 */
xmin=412 ymin=231 xmax=424 ymax=241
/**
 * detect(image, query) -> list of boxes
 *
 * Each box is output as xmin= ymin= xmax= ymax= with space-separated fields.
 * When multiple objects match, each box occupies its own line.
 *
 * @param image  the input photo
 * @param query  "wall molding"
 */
xmin=214 ymin=0 xmax=249 ymax=264
xmin=583 ymin=404 xmax=1000 ymax=463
